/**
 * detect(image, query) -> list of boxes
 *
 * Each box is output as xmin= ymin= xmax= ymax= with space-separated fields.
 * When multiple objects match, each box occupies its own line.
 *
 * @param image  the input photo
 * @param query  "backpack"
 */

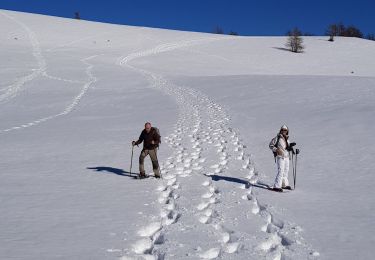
xmin=272 ymin=135 xmax=281 ymax=162
xmin=153 ymin=127 xmax=161 ymax=147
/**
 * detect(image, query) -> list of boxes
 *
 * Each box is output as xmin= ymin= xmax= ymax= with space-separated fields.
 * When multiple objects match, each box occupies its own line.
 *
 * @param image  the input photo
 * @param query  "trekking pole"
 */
xmin=291 ymin=151 xmax=295 ymax=189
xmin=130 ymin=145 xmax=134 ymax=176
xmin=288 ymin=142 xmax=297 ymax=189
xmin=294 ymin=149 xmax=300 ymax=189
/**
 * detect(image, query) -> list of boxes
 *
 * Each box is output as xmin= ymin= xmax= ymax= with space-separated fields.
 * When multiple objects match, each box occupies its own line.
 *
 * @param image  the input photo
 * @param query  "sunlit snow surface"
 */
xmin=1 ymin=9 xmax=375 ymax=260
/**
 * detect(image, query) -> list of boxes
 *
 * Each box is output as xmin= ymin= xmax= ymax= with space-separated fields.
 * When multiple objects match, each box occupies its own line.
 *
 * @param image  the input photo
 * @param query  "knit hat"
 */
xmin=280 ymin=125 xmax=288 ymax=130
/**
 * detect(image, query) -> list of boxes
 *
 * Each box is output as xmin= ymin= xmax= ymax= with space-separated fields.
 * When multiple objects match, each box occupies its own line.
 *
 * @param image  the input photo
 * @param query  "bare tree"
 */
xmin=286 ymin=27 xmax=304 ymax=53
xmin=344 ymin=25 xmax=363 ymax=38
xmin=327 ymin=23 xmax=363 ymax=38
xmin=74 ymin=12 xmax=81 ymax=20
xmin=337 ymin=22 xmax=346 ymax=36
xmin=326 ymin=24 xmax=338 ymax=41
xmin=367 ymin=34 xmax=375 ymax=41
xmin=213 ymin=26 xmax=224 ymax=34
xmin=229 ymin=31 xmax=239 ymax=36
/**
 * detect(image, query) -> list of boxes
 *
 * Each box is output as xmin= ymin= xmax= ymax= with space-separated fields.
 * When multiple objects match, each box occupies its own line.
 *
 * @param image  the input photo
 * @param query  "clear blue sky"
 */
xmin=1 ymin=0 xmax=374 ymax=36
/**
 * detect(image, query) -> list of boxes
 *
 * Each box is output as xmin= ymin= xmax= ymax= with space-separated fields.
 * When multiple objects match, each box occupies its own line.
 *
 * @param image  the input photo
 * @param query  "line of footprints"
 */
xmin=121 ymin=63 xmax=318 ymax=259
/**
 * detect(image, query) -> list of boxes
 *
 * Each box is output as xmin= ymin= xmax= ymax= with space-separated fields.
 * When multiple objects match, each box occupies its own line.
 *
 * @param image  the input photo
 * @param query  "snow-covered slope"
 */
xmin=1 ymin=9 xmax=374 ymax=260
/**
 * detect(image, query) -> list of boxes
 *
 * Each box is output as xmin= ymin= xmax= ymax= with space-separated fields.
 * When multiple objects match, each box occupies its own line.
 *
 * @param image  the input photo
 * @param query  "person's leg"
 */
xmin=282 ymin=158 xmax=290 ymax=187
xmin=273 ymin=157 xmax=284 ymax=189
xmin=149 ymin=149 xmax=160 ymax=177
xmin=139 ymin=150 xmax=149 ymax=177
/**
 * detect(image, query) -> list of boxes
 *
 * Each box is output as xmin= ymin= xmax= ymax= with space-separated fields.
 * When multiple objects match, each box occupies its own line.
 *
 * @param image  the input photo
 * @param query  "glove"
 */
xmin=132 ymin=141 xmax=136 ymax=146
xmin=276 ymin=148 xmax=283 ymax=156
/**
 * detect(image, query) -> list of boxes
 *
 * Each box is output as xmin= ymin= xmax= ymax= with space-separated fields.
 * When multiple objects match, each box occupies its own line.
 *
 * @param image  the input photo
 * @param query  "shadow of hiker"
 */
xmin=205 ymin=174 xmax=250 ymax=188
xmin=249 ymin=181 xmax=271 ymax=191
xmin=87 ymin=166 xmax=136 ymax=178
xmin=205 ymin=174 xmax=272 ymax=191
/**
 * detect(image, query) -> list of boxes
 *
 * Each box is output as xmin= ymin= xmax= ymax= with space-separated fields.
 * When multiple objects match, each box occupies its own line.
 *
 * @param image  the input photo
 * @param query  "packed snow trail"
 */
xmin=118 ymin=39 xmax=319 ymax=259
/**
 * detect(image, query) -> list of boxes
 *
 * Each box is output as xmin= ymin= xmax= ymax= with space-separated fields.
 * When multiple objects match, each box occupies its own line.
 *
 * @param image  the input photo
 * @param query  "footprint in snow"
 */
xmin=199 ymin=248 xmax=221 ymax=259
xmin=132 ymin=238 xmax=153 ymax=254
xmin=197 ymin=201 xmax=210 ymax=211
xmin=202 ymin=180 xmax=211 ymax=186
xmin=137 ymin=222 xmax=162 ymax=237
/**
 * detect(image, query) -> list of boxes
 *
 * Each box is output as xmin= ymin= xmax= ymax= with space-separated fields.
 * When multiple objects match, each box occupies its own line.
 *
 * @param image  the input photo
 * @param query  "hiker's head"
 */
xmin=279 ymin=125 xmax=289 ymax=136
xmin=145 ymin=122 xmax=152 ymax=133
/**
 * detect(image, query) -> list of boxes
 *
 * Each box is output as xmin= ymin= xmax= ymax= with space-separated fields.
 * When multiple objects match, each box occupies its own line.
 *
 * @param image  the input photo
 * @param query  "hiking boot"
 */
xmin=154 ymin=174 xmax=161 ymax=179
xmin=282 ymin=186 xmax=292 ymax=190
xmin=139 ymin=173 xmax=146 ymax=179
xmin=272 ymin=187 xmax=283 ymax=192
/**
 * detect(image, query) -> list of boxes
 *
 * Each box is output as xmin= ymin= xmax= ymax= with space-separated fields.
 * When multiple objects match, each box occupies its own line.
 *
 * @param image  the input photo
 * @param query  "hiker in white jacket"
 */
xmin=269 ymin=125 xmax=293 ymax=192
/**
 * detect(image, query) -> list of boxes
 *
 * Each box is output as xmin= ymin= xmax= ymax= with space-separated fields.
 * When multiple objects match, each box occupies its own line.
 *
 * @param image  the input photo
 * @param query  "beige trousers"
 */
xmin=139 ymin=149 xmax=160 ymax=176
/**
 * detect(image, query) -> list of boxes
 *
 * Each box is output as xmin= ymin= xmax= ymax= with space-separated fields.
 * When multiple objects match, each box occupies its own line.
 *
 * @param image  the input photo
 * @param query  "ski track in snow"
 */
xmin=0 ymin=55 xmax=99 ymax=134
xmin=117 ymin=39 xmax=319 ymax=259
xmin=42 ymin=71 xmax=85 ymax=84
xmin=0 ymin=12 xmax=82 ymax=99
xmin=0 ymin=11 xmax=47 ymax=103
xmin=0 ymin=11 xmax=93 ymax=134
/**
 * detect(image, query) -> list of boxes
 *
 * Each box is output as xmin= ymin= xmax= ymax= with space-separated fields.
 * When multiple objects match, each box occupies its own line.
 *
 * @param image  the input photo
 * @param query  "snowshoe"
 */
xmin=269 ymin=187 xmax=283 ymax=192
xmin=139 ymin=173 xmax=147 ymax=179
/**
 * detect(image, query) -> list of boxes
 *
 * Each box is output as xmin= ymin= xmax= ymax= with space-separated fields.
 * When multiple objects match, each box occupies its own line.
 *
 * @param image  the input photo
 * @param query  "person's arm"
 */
xmin=270 ymin=135 xmax=283 ymax=156
xmin=132 ymin=131 xmax=144 ymax=146
xmin=269 ymin=136 xmax=278 ymax=152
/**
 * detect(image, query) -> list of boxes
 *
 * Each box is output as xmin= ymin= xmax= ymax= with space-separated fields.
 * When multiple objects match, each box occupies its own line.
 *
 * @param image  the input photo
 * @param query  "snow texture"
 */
xmin=1 ymin=9 xmax=375 ymax=260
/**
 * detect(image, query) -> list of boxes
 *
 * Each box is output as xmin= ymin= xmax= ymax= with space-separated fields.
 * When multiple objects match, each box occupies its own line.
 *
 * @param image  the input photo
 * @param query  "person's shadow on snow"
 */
xmin=204 ymin=174 xmax=270 ymax=191
xmin=205 ymin=174 xmax=250 ymax=188
xmin=87 ymin=166 xmax=136 ymax=178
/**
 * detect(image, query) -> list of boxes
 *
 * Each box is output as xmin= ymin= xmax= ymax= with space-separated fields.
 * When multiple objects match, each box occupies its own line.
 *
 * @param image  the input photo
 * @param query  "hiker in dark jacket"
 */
xmin=132 ymin=122 xmax=161 ymax=178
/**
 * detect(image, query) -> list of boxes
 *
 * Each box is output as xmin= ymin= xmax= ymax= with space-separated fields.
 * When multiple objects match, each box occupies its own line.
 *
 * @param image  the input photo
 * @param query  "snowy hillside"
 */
xmin=1 ymin=9 xmax=375 ymax=260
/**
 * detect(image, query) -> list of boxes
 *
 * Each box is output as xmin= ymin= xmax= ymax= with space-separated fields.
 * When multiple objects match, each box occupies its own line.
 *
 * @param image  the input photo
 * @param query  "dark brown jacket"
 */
xmin=135 ymin=127 xmax=160 ymax=150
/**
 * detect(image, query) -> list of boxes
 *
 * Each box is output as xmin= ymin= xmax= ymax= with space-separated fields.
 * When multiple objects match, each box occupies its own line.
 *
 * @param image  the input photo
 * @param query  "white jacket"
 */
xmin=269 ymin=134 xmax=290 ymax=159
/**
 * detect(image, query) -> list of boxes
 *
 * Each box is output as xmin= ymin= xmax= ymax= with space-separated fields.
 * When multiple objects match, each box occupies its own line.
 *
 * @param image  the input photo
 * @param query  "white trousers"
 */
xmin=273 ymin=157 xmax=290 ymax=188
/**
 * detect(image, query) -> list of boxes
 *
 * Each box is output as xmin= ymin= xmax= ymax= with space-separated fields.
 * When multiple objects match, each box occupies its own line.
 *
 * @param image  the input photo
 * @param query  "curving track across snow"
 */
xmin=0 ymin=11 xmax=46 ymax=103
xmin=0 ymin=11 xmax=99 ymax=134
xmin=0 ymin=55 xmax=100 ymax=134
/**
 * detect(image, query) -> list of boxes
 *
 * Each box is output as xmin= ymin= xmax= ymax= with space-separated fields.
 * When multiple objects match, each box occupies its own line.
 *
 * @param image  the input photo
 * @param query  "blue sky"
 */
xmin=1 ymin=0 xmax=374 ymax=36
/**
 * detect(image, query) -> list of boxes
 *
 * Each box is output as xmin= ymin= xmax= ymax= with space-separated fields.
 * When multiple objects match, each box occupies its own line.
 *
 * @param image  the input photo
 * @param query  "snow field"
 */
xmin=2 ymin=9 xmax=374 ymax=260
